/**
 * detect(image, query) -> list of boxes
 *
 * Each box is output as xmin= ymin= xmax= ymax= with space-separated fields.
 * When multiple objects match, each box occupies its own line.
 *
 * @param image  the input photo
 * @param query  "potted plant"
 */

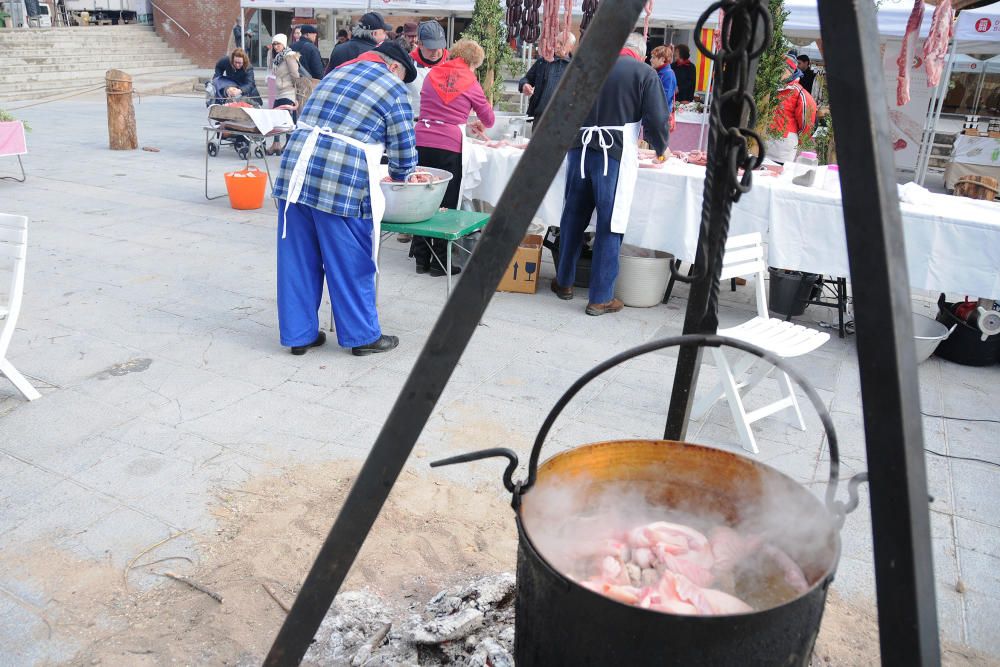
xmin=0 ymin=8 xmax=12 ymax=29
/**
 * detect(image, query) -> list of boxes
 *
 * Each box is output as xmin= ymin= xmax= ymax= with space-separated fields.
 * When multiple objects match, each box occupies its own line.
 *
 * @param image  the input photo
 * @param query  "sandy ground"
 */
xmin=3 ymin=460 xmax=992 ymax=666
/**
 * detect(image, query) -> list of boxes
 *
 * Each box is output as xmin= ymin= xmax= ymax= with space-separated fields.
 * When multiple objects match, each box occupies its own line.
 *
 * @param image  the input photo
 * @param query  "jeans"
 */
xmin=556 ymin=148 xmax=623 ymax=305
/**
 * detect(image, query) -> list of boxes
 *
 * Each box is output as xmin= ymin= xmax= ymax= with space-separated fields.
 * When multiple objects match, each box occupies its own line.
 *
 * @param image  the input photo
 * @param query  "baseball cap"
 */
xmin=418 ymin=20 xmax=447 ymax=49
xmin=360 ymin=12 xmax=390 ymax=31
xmin=403 ymin=22 xmax=419 ymax=37
xmin=374 ymin=40 xmax=418 ymax=83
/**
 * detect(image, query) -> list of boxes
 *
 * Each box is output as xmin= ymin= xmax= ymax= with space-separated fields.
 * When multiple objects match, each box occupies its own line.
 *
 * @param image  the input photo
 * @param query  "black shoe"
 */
xmin=415 ymin=262 xmax=431 ymax=274
xmin=352 ymin=334 xmax=399 ymax=356
xmin=429 ymin=263 xmax=461 ymax=277
xmin=290 ymin=330 xmax=326 ymax=355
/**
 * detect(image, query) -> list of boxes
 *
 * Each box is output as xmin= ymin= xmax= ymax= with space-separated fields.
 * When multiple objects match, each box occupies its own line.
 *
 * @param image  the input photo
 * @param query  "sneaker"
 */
xmin=585 ymin=298 xmax=624 ymax=316
xmin=550 ymin=280 xmax=573 ymax=300
xmin=290 ymin=330 xmax=326 ymax=355
xmin=352 ymin=334 xmax=400 ymax=356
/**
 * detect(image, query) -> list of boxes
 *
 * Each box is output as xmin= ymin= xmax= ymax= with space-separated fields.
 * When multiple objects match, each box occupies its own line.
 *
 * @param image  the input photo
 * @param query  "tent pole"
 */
xmin=240 ymin=7 xmax=245 ymax=52
xmin=971 ymin=65 xmax=986 ymax=114
xmin=917 ymin=36 xmax=958 ymax=186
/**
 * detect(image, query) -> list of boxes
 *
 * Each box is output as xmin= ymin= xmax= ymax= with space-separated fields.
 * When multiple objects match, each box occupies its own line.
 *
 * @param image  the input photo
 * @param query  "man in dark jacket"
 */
xmin=551 ymin=33 xmax=670 ymax=316
xmin=797 ymin=54 xmax=816 ymax=95
xmin=671 ymin=43 xmax=697 ymax=103
xmin=291 ymin=24 xmax=325 ymax=79
xmin=324 ymin=12 xmax=389 ymax=75
xmin=519 ymin=31 xmax=575 ymax=120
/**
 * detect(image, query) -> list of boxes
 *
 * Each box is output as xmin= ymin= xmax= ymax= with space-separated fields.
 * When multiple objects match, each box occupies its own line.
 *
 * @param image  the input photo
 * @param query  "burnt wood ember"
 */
xmin=304 ymin=575 xmax=516 ymax=666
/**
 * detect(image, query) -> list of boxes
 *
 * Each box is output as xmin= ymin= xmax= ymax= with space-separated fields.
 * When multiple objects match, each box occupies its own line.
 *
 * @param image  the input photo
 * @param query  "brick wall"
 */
xmin=152 ymin=0 xmax=242 ymax=68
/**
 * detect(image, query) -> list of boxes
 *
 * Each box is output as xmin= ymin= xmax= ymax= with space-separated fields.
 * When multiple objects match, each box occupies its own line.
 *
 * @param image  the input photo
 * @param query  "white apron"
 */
xmin=578 ymin=121 xmax=641 ymax=234
xmin=283 ymin=122 xmax=386 ymax=267
xmin=418 ymin=118 xmax=467 ymax=208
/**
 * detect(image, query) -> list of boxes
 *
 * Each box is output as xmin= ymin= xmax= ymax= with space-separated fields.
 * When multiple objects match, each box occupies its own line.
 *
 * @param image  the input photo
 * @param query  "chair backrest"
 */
xmin=0 ymin=214 xmax=29 ymax=357
xmin=719 ymin=232 xmax=769 ymax=319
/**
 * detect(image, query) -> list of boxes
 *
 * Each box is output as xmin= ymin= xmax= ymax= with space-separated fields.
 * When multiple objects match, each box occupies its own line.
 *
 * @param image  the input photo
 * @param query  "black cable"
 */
xmin=921 ymin=411 xmax=1000 ymax=425
xmin=924 ymin=447 xmax=1000 ymax=470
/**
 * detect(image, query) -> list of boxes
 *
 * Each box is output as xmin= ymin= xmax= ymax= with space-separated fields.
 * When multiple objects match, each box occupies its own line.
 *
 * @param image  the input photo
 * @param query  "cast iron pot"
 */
xmin=433 ymin=335 xmax=868 ymax=667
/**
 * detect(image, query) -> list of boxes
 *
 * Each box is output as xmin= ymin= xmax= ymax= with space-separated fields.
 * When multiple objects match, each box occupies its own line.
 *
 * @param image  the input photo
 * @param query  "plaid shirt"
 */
xmin=273 ymin=61 xmax=417 ymax=219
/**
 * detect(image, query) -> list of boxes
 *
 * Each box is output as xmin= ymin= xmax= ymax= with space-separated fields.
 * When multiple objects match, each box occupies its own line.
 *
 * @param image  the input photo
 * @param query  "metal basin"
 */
xmin=379 ymin=166 xmax=454 ymax=224
xmin=913 ymin=312 xmax=953 ymax=363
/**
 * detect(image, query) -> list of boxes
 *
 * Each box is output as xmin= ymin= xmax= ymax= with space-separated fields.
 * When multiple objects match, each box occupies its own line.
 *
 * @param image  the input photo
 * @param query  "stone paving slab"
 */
xmin=0 ymin=92 xmax=998 ymax=663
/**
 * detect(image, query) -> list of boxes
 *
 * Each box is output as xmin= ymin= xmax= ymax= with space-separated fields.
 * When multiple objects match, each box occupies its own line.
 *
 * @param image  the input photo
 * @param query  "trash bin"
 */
xmin=615 ymin=245 xmax=674 ymax=307
xmin=768 ymin=268 xmax=821 ymax=317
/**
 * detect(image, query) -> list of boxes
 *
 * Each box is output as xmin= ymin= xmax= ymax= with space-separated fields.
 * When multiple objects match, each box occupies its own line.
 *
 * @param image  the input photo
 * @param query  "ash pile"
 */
xmin=304 ymin=573 xmax=516 ymax=666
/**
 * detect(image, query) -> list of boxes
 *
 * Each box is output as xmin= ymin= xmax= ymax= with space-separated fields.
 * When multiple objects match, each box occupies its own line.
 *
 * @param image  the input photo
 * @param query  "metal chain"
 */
xmin=669 ymin=0 xmax=772 ymax=322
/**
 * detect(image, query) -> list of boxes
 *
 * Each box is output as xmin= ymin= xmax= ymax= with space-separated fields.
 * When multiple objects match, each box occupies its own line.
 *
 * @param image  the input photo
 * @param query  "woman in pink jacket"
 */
xmin=410 ymin=39 xmax=495 ymax=277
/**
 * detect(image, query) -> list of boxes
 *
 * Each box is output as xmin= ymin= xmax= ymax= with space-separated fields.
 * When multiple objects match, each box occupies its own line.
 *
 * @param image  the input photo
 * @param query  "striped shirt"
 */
xmin=273 ymin=60 xmax=417 ymax=219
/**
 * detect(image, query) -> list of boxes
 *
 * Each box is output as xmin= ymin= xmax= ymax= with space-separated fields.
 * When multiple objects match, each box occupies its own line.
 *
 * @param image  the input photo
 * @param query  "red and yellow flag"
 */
xmin=696 ymin=28 xmax=715 ymax=94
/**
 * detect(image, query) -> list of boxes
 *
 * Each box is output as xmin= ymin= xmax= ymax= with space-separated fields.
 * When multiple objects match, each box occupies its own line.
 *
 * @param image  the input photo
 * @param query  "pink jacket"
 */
xmin=415 ymin=77 xmax=495 ymax=154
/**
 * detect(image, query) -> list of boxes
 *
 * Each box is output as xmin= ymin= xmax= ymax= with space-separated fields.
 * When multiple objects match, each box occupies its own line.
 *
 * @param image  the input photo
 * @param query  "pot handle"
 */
xmin=521 ymin=334 xmax=859 ymax=523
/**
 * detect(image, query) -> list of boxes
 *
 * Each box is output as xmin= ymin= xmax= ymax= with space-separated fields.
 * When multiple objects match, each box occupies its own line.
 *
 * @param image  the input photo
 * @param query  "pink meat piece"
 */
xmin=632 ymin=547 xmax=654 ymax=569
xmin=643 ymin=521 xmax=711 ymax=553
xmin=894 ymin=138 xmax=908 ymax=151
xmin=700 ymin=587 xmax=754 ymax=615
xmin=710 ymin=526 xmax=762 ymax=574
xmin=599 ymin=539 xmax=631 ymax=563
xmin=582 ymin=580 xmax=643 ymax=605
xmin=923 ymin=0 xmax=954 ymax=88
xmin=407 ymin=171 xmax=434 ymax=184
xmin=896 ymin=0 xmax=925 ymax=106
xmin=762 ymin=545 xmax=810 ymax=594
xmin=600 ymin=555 xmax=626 ymax=583
xmin=661 ymin=571 xmax=752 ymax=616
xmin=659 ymin=551 xmax=715 ymax=588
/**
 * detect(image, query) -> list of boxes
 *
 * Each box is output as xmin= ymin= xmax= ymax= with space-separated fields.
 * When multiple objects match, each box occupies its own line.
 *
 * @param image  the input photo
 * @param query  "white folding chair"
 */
xmin=692 ymin=233 xmax=827 ymax=453
xmin=0 ymin=214 xmax=40 ymax=401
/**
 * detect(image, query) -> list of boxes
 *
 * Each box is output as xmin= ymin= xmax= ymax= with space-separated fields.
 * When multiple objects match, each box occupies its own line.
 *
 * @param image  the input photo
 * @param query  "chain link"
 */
xmin=669 ymin=0 xmax=771 ymax=303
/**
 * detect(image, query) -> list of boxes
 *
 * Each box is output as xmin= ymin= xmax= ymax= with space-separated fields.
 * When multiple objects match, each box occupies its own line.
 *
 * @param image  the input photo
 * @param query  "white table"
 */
xmin=461 ymin=143 xmax=1000 ymax=299
xmin=945 ymin=134 xmax=1000 ymax=191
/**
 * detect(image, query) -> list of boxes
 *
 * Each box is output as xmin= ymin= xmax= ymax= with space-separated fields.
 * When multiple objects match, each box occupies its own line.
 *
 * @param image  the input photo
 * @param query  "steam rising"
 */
xmin=520 ymin=464 xmax=839 ymax=613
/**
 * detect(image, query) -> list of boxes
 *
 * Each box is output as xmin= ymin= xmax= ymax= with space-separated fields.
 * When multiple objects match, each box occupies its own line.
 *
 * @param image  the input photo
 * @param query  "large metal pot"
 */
xmin=378 ymin=166 xmax=453 ymax=223
xmin=433 ymin=335 xmax=867 ymax=667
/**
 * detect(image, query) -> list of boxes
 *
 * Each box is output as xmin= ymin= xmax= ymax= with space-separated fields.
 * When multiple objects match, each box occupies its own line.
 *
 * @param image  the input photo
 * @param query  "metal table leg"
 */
xmin=0 ymin=155 xmax=26 ymax=183
xmin=204 ymin=128 xmax=227 ymax=201
xmin=446 ymin=239 xmax=453 ymax=297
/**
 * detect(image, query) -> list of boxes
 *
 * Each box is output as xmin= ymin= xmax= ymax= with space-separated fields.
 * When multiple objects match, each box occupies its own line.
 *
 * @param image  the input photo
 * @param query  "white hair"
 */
xmin=560 ymin=31 xmax=576 ymax=46
xmin=624 ymin=32 xmax=647 ymax=58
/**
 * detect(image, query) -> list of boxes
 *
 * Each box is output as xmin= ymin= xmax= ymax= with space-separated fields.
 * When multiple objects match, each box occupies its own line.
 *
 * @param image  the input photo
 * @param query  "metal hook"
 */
xmin=430 ymin=448 xmax=521 ymax=494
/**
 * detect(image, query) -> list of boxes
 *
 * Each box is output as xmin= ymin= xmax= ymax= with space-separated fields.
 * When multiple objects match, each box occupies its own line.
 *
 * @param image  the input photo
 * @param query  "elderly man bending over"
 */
xmin=272 ymin=41 xmax=418 ymax=356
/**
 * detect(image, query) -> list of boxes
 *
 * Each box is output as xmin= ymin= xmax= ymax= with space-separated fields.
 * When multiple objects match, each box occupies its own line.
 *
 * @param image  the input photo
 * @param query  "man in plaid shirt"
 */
xmin=274 ymin=41 xmax=418 ymax=357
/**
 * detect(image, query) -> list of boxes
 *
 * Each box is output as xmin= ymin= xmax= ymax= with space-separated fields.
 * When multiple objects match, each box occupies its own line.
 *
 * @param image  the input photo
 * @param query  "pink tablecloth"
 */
xmin=0 ymin=121 xmax=27 ymax=156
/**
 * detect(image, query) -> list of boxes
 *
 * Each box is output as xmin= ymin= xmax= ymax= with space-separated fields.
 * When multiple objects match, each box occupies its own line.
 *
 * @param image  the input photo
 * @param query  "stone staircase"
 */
xmin=0 ymin=25 xmax=196 ymax=102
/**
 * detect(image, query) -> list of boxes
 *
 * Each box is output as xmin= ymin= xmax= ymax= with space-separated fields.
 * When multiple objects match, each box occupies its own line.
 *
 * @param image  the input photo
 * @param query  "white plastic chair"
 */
xmin=692 ymin=233 xmax=828 ymax=453
xmin=0 ymin=214 xmax=40 ymax=401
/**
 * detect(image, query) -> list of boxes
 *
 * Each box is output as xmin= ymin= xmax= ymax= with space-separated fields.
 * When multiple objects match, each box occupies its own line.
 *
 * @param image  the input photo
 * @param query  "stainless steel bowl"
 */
xmin=379 ymin=166 xmax=454 ymax=224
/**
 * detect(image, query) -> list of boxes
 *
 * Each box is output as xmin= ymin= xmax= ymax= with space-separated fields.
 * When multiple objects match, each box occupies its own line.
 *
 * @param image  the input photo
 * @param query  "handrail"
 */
xmin=150 ymin=1 xmax=190 ymax=37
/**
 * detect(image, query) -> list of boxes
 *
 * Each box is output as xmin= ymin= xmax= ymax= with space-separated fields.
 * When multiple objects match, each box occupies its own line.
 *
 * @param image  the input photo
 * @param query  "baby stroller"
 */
xmin=205 ymin=77 xmax=266 ymax=160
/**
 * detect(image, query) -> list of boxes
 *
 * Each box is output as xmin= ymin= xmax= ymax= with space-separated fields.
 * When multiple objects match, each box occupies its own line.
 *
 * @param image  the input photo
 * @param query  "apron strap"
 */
xmin=579 ymin=126 xmax=626 ymax=178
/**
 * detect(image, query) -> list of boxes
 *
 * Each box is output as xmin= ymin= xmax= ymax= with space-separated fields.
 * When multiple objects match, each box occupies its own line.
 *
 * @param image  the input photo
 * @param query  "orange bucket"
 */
xmin=224 ymin=166 xmax=268 ymax=210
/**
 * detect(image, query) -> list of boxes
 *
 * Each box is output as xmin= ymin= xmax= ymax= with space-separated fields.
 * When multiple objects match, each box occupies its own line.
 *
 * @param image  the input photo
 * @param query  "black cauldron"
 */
xmin=433 ymin=335 xmax=867 ymax=666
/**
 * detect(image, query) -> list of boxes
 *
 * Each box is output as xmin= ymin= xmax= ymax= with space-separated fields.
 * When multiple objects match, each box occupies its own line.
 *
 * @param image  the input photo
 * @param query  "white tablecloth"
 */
xmin=461 ymin=143 xmax=1000 ymax=299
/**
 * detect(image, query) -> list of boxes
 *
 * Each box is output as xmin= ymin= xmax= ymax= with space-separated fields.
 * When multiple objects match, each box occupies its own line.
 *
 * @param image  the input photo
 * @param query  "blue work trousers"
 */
xmin=556 ymin=148 xmax=624 ymax=305
xmin=277 ymin=200 xmax=381 ymax=348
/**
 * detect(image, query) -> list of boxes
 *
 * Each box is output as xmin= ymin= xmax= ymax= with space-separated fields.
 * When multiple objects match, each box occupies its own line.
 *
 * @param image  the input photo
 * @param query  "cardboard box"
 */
xmin=497 ymin=234 xmax=543 ymax=294
xmin=964 ymin=129 xmax=981 ymax=136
